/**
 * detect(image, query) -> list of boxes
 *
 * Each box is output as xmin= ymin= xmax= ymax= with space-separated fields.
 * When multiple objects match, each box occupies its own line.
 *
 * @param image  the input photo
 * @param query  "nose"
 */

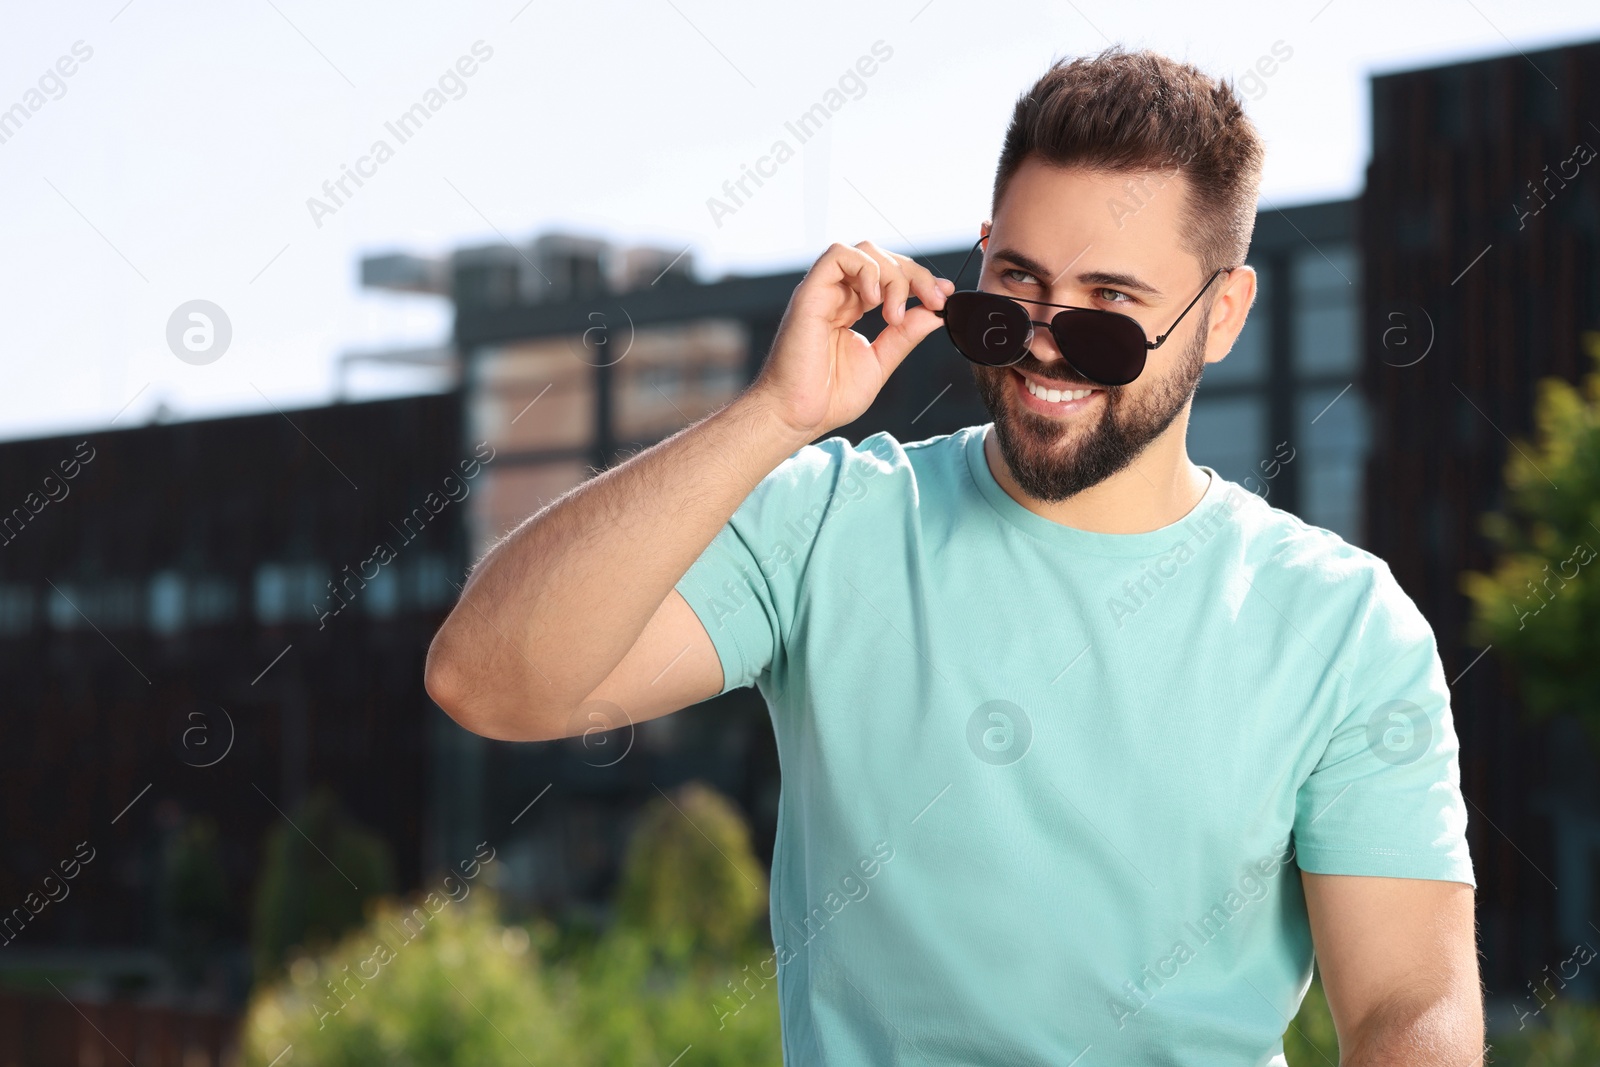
xmin=1023 ymin=319 xmax=1067 ymax=364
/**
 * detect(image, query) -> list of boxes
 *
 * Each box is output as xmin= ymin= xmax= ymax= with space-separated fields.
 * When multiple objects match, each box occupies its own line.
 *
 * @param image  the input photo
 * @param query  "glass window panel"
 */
xmin=1292 ymin=244 xmax=1359 ymax=298
xmin=470 ymin=338 xmax=595 ymax=454
xmin=1294 ymin=386 xmax=1370 ymax=546
xmin=1294 ymin=301 xmax=1359 ymax=376
xmin=48 ymin=584 xmax=80 ymax=630
xmin=613 ymin=319 xmax=748 ymax=442
xmin=255 ymin=562 xmax=325 ymax=625
xmin=408 ymin=554 xmax=455 ymax=609
xmin=149 ymin=571 xmax=185 ymax=635
xmin=1292 ymin=243 xmax=1361 ymax=376
xmin=1189 ymin=396 xmax=1266 ymax=487
xmin=0 ymin=584 xmax=32 ymax=636
xmin=365 ymin=566 xmax=400 ymax=617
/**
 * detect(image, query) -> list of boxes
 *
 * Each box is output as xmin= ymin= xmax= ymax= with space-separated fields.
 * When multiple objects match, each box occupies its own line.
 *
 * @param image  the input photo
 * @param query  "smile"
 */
xmin=1025 ymin=378 xmax=1097 ymax=402
xmin=1012 ymin=368 xmax=1104 ymax=415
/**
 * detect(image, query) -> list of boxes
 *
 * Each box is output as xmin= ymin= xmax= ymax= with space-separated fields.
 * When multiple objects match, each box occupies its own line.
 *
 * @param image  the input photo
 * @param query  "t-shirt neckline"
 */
xmin=962 ymin=423 xmax=1229 ymax=558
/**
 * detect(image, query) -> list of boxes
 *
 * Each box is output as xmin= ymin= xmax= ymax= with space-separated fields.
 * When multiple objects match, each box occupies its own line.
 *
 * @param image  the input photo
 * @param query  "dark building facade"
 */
xmin=0 ymin=396 xmax=464 ymax=984
xmin=1361 ymin=39 xmax=1600 ymax=997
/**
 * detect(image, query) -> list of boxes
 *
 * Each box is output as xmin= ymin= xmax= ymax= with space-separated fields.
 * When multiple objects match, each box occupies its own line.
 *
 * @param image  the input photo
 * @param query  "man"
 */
xmin=426 ymin=46 xmax=1482 ymax=1065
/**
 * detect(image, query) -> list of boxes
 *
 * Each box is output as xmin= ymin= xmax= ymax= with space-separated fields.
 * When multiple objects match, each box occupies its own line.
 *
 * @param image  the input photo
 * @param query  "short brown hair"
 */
xmin=991 ymin=47 xmax=1265 ymax=276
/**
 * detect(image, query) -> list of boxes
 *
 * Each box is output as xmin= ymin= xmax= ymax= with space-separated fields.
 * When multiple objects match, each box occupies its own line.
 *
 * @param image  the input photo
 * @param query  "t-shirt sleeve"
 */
xmin=674 ymin=433 xmax=880 ymax=696
xmin=1292 ymin=560 xmax=1476 ymax=887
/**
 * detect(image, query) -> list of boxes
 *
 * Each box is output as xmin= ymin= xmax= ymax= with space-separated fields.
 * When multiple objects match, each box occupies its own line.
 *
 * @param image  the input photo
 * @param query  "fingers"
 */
xmin=802 ymin=241 xmax=951 ymax=331
xmin=868 ymin=303 xmax=946 ymax=377
xmin=852 ymin=240 xmax=949 ymax=326
xmin=819 ymin=243 xmax=882 ymax=313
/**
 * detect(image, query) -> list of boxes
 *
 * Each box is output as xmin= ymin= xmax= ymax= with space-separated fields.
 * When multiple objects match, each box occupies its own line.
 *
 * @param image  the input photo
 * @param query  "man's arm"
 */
xmin=424 ymin=241 xmax=953 ymax=742
xmin=1301 ymin=871 xmax=1483 ymax=1066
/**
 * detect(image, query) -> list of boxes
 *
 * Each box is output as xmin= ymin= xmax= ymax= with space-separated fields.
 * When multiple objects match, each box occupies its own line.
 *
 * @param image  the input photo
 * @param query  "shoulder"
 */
xmin=1217 ymin=476 xmax=1417 ymax=629
xmin=786 ymin=424 xmax=980 ymax=487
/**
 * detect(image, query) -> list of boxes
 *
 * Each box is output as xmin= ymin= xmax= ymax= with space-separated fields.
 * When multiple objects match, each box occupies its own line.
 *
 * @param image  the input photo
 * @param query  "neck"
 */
xmin=982 ymin=424 xmax=1211 ymax=535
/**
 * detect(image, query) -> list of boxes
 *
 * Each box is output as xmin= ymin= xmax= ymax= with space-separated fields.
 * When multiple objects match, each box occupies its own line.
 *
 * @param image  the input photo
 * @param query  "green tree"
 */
xmin=250 ymin=787 xmax=396 ymax=981
xmin=552 ymin=779 xmax=781 ymax=1064
xmin=614 ymin=780 xmax=769 ymax=966
xmin=1462 ymin=333 xmax=1600 ymax=751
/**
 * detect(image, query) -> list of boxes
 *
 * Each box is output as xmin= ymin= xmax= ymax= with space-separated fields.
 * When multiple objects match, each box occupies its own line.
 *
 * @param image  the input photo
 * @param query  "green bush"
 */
xmin=615 ymin=780 xmax=769 ymax=966
xmin=250 ymin=787 xmax=396 ymax=981
xmin=242 ymin=890 xmax=576 ymax=1067
xmin=1496 ymin=999 xmax=1600 ymax=1065
xmin=241 ymin=780 xmax=785 ymax=1065
xmin=560 ymin=926 xmax=783 ymax=1066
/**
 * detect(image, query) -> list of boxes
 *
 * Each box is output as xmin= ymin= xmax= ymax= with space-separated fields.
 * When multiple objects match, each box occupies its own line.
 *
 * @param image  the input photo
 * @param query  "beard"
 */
xmin=971 ymin=318 xmax=1209 ymax=502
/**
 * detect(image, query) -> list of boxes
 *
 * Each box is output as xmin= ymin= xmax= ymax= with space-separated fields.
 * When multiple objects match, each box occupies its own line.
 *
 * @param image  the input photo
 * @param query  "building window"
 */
xmin=612 ymin=320 xmax=748 ymax=443
xmin=47 ymin=581 xmax=142 ymax=631
xmin=469 ymin=337 xmax=595 ymax=454
xmin=255 ymin=562 xmax=326 ymax=625
xmin=1292 ymin=245 xmax=1360 ymax=376
xmin=1189 ymin=396 xmax=1267 ymax=487
xmin=1296 ymin=387 xmax=1370 ymax=545
xmin=408 ymin=554 xmax=456 ymax=610
xmin=0 ymin=585 xmax=32 ymax=636
xmin=149 ymin=571 xmax=185 ymax=635
xmin=365 ymin=565 xmax=401 ymax=617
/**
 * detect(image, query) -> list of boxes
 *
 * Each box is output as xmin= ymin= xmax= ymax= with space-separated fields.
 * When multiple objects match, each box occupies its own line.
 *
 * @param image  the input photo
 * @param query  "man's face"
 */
xmin=972 ymin=158 xmax=1222 ymax=502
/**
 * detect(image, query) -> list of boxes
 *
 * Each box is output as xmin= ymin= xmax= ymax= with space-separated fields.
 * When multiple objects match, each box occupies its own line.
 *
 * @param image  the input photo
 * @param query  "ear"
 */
xmin=1203 ymin=265 xmax=1258 ymax=365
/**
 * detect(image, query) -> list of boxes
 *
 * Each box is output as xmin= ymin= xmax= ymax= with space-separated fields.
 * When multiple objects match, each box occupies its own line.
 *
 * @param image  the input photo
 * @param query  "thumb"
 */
xmin=869 ymin=304 xmax=945 ymax=376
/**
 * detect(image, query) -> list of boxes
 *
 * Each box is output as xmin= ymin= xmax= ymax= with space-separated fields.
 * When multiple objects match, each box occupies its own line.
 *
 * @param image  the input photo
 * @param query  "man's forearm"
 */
xmin=425 ymin=389 xmax=812 ymax=737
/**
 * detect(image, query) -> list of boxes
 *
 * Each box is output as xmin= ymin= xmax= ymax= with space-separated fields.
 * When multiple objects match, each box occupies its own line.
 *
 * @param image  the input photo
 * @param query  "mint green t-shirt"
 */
xmin=674 ymin=424 xmax=1473 ymax=1066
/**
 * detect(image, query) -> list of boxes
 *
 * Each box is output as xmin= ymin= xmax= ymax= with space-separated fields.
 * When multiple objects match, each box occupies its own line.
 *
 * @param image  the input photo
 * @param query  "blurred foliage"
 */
xmin=242 ymin=890 xmax=577 ymax=1067
xmin=1462 ymin=333 xmax=1600 ymax=750
xmin=160 ymin=816 xmax=231 ymax=985
xmin=557 ymin=925 xmax=783 ymax=1066
xmin=250 ymin=787 xmax=395 ymax=982
xmin=242 ymin=779 xmax=784 ymax=1065
xmin=1283 ymin=977 xmax=1339 ymax=1066
xmin=1496 ymin=999 xmax=1600 ymax=1065
xmin=615 ymin=780 xmax=769 ymax=966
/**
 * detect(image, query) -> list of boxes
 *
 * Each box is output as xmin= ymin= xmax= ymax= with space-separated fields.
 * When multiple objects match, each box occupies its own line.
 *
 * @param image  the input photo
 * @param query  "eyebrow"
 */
xmin=991 ymin=246 xmax=1165 ymax=299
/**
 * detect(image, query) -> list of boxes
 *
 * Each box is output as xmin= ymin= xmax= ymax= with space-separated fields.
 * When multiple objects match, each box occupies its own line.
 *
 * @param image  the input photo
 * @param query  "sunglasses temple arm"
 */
xmin=1151 ymin=268 xmax=1227 ymax=349
xmin=950 ymin=236 xmax=984 ymax=290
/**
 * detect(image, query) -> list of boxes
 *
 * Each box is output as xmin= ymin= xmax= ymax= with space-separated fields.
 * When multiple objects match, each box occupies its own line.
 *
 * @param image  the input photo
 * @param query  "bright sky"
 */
xmin=2 ymin=0 xmax=1596 ymax=443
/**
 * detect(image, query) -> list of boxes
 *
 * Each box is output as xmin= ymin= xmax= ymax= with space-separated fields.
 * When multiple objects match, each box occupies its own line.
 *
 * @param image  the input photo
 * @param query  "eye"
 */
xmin=999 ymin=267 xmax=1039 ymax=286
xmin=1095 ymin=287 xmax=1133 ymax=304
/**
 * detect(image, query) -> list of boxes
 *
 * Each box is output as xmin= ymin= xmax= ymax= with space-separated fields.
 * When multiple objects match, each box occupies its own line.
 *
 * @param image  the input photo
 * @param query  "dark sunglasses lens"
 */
xmin=1048 ymin=311 xmax=1147 ymax=386
xmin=944 ymin=291 xmax=1031 ymax=366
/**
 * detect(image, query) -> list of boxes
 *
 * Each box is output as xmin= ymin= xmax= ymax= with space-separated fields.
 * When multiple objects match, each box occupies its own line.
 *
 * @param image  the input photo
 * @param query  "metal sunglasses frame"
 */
xmin=932 ymin=235 xmax=1232 ymax=376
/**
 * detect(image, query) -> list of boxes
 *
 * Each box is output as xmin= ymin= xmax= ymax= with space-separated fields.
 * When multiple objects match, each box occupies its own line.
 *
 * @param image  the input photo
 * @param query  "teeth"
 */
xmin=1025 ymin=378 xmax=1096 ymax=402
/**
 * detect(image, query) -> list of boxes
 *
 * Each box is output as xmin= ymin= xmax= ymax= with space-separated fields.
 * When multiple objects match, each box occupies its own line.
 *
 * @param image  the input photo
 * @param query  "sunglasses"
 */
xmin=932 ymin=236 xmax=1230 ymax=386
